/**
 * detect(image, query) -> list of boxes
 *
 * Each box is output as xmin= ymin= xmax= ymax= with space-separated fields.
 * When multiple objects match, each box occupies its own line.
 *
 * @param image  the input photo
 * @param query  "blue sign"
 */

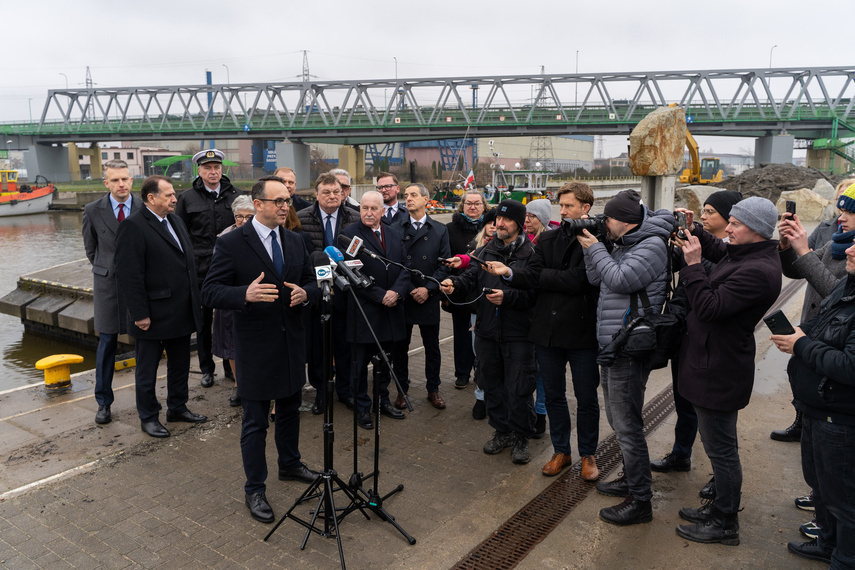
xmin=243 ymin=124 xmax=251 ymax=131
xmin=686 ymin=115 xmax=694 ymax=124
xmin=264 ymin=148 xmax=277 ymax=171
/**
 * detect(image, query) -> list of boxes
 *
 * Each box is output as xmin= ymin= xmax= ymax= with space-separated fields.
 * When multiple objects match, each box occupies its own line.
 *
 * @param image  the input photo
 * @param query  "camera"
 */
xmin=562 ymin=214 xmax=607 ymax=239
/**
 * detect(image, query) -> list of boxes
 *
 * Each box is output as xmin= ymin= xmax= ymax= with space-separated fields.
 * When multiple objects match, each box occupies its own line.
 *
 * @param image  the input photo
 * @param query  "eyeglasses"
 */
xmin=257 ymin=197 xmax=292 ymax=208
xmin=233 ymin=214 xmax=253 ymax=221
xmin=340 ymin=184 xmax=351 ymax=190
xmin=319 ymin=189 xmax=342 ymax=196
xmin=701 ymin=208 xmax=718 ymax=216
xmin=463 ymin=201 xmax=483 ymax=207
xmin=377 ymin=184 xmax=398 ymax=191
xmin=525 ymin=213 xmax=538 ymax=219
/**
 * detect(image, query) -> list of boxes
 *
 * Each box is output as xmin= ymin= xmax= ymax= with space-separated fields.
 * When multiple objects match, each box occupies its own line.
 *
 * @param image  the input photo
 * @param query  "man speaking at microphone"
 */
xmin=202 ymin=176 xmax=320 ymax=524
xmin=339 ymin=190 xmax=411 ymax=430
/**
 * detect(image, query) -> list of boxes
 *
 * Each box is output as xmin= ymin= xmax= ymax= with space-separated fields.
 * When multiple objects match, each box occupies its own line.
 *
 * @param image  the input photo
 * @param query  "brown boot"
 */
xmin=542 ymin=452 xmax=573 ymax=476
xmin=394 ymin=392 xmax=407 ymax=410
xmin=581 ymin=455 xmax=600 ymax=481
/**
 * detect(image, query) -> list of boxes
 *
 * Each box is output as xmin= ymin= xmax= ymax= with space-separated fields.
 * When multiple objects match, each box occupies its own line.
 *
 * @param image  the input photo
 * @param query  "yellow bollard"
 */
xmin=35 ymin=354 xmax=84 ymax=391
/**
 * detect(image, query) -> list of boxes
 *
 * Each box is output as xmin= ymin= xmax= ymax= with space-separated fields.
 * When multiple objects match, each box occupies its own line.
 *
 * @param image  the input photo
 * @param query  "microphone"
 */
xmin=310 ymin=251 xmax=333 ymax=301
xmin=324 ymin=245 xmax=373 ymax=289
xmin=338 ymin=233 xmax=382 ymax=261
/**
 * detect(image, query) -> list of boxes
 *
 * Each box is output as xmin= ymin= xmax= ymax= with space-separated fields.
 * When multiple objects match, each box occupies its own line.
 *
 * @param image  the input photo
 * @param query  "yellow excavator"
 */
xmin=679 ymin=129 xmax=724 ymax=184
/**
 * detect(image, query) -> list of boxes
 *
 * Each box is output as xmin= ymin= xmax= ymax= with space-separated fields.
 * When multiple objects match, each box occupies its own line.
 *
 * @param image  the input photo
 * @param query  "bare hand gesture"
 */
xmin=283 ymin=280 xmax=307 ymax=307
xmin=245 ymin=272 xmax=279 ymax=303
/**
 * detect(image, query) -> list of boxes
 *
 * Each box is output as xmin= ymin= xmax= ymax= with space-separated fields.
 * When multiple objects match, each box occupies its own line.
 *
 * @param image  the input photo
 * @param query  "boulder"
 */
xmin=675 ymin=185 xmax=719 ymax=216
xmin=776 ymin=188 xmax=832 ymax=222
xmin=813 ymin=178 xmax=836 ymax=201
xmin=629 ymin=106 xmax=686 ymax=176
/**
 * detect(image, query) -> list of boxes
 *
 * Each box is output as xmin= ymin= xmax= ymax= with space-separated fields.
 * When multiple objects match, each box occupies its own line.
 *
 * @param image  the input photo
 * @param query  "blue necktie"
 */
xmin=270 ymin=229 xmax=284 ymax=279
xmin=324 ymin=214 xmax=334 ymax=248
xmin=161 ymin=219 xmax=181 ymax=251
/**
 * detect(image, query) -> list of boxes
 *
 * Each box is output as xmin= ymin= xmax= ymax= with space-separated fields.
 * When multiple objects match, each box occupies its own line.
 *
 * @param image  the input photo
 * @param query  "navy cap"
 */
xmin=192 ymin=149 xmax=225 ymax=165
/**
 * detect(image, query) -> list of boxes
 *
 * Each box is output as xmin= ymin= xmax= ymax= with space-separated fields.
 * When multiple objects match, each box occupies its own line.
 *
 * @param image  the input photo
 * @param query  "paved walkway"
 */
xmin=0 ymin=286 xmax=816 ymax=569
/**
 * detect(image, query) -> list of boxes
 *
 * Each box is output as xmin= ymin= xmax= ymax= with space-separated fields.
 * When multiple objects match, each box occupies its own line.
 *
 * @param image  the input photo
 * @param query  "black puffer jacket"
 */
xmin=789 ymin=274 xmax=855 ymax=425
xmin=175 ymin=175 xmax=242 ymax=279
xmin=296 ymin=202 xmax=359 ymax=253
xmin=452 ymin=235 xmax=536 ymax=342
xmin=447 ymin=212 xmax=483 ymax=257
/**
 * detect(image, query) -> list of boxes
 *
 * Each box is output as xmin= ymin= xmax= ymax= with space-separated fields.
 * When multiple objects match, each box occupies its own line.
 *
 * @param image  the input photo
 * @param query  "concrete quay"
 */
xmin=0 ymin=283 xmax=820 ymax=569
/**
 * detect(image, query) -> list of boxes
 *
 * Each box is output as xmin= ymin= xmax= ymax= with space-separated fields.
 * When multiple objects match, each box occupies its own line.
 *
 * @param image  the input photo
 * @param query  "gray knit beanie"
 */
xmin=526 ymin=199 xmax=552 ymax=229
xmin=729 ymin=196 xmax=778 ymax=239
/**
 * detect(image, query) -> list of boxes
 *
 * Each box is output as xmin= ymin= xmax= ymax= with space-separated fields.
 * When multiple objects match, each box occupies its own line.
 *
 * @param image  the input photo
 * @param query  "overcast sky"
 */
xmin=3 ymin=0 xmax=853 ymax=157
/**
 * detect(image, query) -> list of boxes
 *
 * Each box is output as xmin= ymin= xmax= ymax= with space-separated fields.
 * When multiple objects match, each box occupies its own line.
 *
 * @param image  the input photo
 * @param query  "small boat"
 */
xmin=0 ymin=171 xmax=56 ymax=217
xmin=485 ymin=166 xmax=555 ymax=205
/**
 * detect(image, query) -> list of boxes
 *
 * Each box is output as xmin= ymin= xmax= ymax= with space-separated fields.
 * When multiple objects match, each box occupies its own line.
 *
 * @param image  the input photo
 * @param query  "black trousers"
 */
xmin=133 ymin=335 xmax=191 ymax=422
xmin=197 ymin=305 xmax=215 ymax=375
xmin=396 ymin=323 xmax=442 ymax=394
xmin=475 ymin=336 xmax=536 ymax=438
xmin=240 ymin=391 xmax=302 ymax=495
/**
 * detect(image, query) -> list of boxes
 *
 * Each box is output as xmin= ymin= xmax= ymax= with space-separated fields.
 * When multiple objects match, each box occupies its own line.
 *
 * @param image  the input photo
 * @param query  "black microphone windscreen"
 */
xmin=311 ymin=250 xmax=330 ymax=267
xmin=336 ymin=234 xmax=351 ymax=251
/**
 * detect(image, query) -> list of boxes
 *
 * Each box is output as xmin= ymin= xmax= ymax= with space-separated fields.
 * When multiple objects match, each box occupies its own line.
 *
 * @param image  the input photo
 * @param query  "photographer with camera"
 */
xmin=672 ymin=197 xmax=781 ymax=546
xmin=440 ymin=200 xmax=537 ymax=465
xmin=576 ymin=189 xmax=674 ymax=526
xmin=485 ymin=183 xmax=601 ymax=480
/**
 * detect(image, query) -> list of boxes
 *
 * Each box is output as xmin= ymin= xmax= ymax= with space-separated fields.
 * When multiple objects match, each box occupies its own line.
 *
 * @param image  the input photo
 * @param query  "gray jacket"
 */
xmin=584 ymin=208 xmax=673 ymax=347
xmin=780 ymin=240 xmax=848 ymax=324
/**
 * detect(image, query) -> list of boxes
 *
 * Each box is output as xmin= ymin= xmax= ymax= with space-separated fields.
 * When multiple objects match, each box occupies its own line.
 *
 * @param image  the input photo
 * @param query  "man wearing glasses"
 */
xmin=297 ymin=173 xmax=359 ymax=412
xmin=330 ymin=168 xmax=360 ymax=211
xmin=377 ymin=171 xmax=409 ymax=225
xmin=203 ymin=176 xmax=321 ymax=524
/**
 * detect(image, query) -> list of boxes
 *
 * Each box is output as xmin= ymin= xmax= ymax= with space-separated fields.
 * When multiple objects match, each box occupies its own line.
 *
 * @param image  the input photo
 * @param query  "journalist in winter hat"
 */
xmin=525 ymin=199 xmax=552 ymax=229
xmin=728 ymin=196 xmax=779 ymax=239
xmin=603 ymin=189 xmax=645 ymax=224
xmin=837 ymin=183 xmax=855 ymax=213
xmin=496 ymin=199 xmax=526 ymax=232
xmin=484 ymin=208 xmax=498 ymax=224
xmin=704 ymin=190 xmax=743 ymax=220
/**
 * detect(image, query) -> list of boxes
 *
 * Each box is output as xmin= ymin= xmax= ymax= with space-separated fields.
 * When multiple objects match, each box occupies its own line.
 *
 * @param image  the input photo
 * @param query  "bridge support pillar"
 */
xmin=24 ymin=144 xmax=70 ymax=183
xmin=639 ymin=175 xmax=676 ymax=212
xmin=338 ymin=146 xmax=365 ymax=183
xmin=274 ymin=141 xmax=311 ymax=189
xmin=755 ymin=134 xmax=794 ymax=164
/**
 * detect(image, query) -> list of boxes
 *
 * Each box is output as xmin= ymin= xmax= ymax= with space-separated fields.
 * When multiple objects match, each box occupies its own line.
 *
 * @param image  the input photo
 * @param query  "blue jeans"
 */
xmin=534 ymin=362 xmax=546 ymax=415
xmin=695 ymin=405 xmax=741 ymax=514
xmin=802 ymin=414 xmax=855 ymax=569
xmin=601 ymin=357 xmax=651 ymax=501
xmin=537 ymin=345 xmax=600 ymax=456
xmin=94 ymin=332 xmax=118 ymax=407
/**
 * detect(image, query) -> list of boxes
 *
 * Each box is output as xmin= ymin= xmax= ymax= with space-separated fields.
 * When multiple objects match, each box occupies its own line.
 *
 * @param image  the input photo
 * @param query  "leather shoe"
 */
xmin=141 ymin=420 xmax=170 ymax=438
xmin=200 ymin=372 xmax=214 ymax=388
xmin=279 ymin=463 xmax=319 ymax=483
xmin=245 ymin=492 xmax=274 ymax=523
xmin=393 ymin=393 xmax=407 ymax=410
xmin=166 ymin=409 xmax=208 ymax=423
xmin=357 ymin=413 xmax=373 ymax=430
xmin=600 ymin=496 xmax=652 ymax=526
xmin=338 ymin=396 xmax=355 ymax=411
xmin=95 ymin=405 xmax=111 ymax=425
xmin=596 ymin=473 xmax=628 ymax=497
xmin=378 ymin=402 xmax=405 ymax=420
xmin=542 ymin=452 xmax=572 ymax=476
xmin=427 ymin=392 xmax=446 ymax=410
xmin=699 ymin=476 xmax=716 ymax=500
xmin=787 ymin=539 xmax=832 ymax=563
xmin=581 ymin=455 xmax=600 ymax=481
xmin=229 ymin=387 xmax=241 ymax=407
xmin=650 ymin=452 xmax=691 ymax=473
xmin=311 ymin=401 xmax=323 ymax=415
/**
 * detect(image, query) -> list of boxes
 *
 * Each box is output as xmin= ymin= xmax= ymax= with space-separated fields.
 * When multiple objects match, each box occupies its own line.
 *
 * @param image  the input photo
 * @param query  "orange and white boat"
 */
xmin=0 ymin=170 xmax=55 ymax=217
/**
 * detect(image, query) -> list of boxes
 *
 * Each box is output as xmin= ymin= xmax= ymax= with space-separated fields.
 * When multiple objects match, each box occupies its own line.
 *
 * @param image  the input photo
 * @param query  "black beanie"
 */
xmin=604 ymin=189 xmax=644 ymax=224
xmin=496 ymin=199 xmax=526 ymax=233
xmin=704 ymin=190 xmax=743 ymax=220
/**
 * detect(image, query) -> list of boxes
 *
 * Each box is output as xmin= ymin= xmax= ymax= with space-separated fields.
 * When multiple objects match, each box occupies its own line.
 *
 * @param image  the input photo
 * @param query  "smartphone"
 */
xmin=468 ymin=254 xmax=490 ymax=268
xmin=785 ymin=200 xmax=797 ymax=218
xmin=674 ymin=211 xmax=688 ymax=240
xmin=763 ymin=310 xmax=796 ymax=335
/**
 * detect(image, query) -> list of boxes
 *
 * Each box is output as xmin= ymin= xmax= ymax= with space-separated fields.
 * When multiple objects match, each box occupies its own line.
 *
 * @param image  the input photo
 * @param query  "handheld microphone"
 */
xmin=338 ymin=233 xmax=382 ymax=261
xmin=310 ymin=251 xmax=333 ymax=301
xmin=324 ymin=245 xmax=373 ymax=289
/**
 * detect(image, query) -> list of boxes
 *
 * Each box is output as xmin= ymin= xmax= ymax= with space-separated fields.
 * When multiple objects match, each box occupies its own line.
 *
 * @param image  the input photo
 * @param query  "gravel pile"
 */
xmin=711 ymin=163 xmax=845 ymax=204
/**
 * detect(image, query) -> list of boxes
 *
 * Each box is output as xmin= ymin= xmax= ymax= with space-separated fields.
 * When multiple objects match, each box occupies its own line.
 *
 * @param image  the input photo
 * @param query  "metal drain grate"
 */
xmin=452 ymin=387 xmax=676 ymax=570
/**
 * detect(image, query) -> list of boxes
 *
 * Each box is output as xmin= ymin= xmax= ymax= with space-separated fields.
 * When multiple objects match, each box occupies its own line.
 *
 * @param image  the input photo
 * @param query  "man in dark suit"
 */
xmin=274 ymin=166 xmax=312 ymax=212
xmin=394 ymin=183 xmax=451 ymax=410
xmin=202 ymin=176 xmax=321 ymax=524
xmin=82 ymin=159 xmax=143 ymax=425
xmin=340 ymin=191 xmax=411 ymax=430
xmin=377 ymin=171 xmax=409 ymax=226
xmin=115 ymin=176 xmax=207 ymax=438
xmin=297 ymin=173 xmax=359 ymax=413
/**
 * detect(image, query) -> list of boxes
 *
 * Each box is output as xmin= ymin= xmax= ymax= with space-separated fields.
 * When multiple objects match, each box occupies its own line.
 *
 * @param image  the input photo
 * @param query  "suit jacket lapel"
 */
xmin=244 ymin=223 xmax=280 ymax=280
xmin=99 ymin=196 xmax=120 ymax=234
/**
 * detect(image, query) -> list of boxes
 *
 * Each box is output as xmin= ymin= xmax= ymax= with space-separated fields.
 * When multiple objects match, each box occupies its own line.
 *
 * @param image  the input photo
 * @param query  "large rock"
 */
xmin=675 ymin=185 xmax=719 ymax=216
xmin=629 ymin=106 xmax=686 ymax=176
xmin=813 ymin=179 xmax=837 ymax=201
xmin=776 ymin=188 xmax=832 ymax=222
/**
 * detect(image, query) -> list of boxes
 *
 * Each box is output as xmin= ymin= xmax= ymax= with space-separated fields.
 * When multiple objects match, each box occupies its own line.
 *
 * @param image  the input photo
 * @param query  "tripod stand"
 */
xmin=264 ymin=287 xmax=366 ymax=569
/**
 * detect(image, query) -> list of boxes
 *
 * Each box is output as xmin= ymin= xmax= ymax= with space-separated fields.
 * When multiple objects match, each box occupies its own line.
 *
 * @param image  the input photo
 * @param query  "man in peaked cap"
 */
xmin=175 ymin=148 xmax=242 ymax=389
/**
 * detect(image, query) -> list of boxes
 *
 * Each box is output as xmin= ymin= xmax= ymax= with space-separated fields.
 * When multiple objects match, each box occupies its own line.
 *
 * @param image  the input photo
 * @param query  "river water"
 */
xmin=0 ymin=211 xmax=95 ymax=392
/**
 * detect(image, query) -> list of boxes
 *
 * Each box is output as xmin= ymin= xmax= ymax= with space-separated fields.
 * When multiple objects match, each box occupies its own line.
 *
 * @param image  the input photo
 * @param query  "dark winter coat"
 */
xmin=174 ymin=174 xmax=242 ymax=279
xmin=397 ymin=216 xmax=451 ymax=326
xmin=452 ymin=235 xmax=537 ymax=343
xmin=789 ymin=274 xmax=855 ymax=425
xmin=296 ymin=202 xmax=359 ymax=253
xmin=781 ymin=241 xmax=848 ymax=324
xmin=506 ymin=227 xmax=599 ymax=350
xmin=678 ymin=229 xmax=782 ymax=411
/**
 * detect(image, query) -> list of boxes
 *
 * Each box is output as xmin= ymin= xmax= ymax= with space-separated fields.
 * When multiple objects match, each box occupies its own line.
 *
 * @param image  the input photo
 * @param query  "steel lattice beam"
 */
xmin=3 ymin=67 xmax=854 ymax=144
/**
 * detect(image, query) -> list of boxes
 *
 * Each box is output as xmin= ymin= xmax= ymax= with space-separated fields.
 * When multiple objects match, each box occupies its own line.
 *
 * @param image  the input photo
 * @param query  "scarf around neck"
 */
xmin=830 ymin=228 xmax=855 ymax=260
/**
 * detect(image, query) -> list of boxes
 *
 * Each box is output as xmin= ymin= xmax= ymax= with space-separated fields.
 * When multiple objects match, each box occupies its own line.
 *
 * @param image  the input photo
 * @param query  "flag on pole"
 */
xmin=464 ymin=170 xmax=475 ymax=188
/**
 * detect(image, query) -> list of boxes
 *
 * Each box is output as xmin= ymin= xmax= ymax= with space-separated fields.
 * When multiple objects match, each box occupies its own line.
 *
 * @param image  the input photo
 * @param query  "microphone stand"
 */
xmin=338 ymin=271 xmax=416 ymax=546
xmin=264 ymin=276 xmax=366 ymax=570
